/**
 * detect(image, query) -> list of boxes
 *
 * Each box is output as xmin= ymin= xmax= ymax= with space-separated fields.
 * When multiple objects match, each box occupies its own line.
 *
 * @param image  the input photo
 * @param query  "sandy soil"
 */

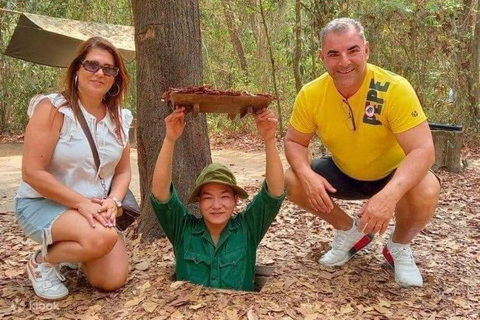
xmin=0 ymin=143 xmax=288 ymax=212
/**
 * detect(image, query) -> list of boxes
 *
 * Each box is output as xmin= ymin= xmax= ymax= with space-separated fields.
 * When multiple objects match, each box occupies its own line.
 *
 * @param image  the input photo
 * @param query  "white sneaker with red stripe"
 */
xmin=26 ymin=251 xmax=69 ymax=300
xmin=383 ymin=238 xmax=423 ymax=287
xmin=319 ymin=219 xmax=374 ymax=267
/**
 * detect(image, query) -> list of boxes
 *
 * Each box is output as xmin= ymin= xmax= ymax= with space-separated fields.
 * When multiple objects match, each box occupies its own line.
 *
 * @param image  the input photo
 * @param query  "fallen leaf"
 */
xmin=169 ymin=296 xmax=190 ymax=307
xmin=170 ymin=281 xmax=185 ymax=290
xmin=267 ymin=304 xmax=283 ymax=312
xmin=140 ymin=281 xmax=151 ymax=294
xmin=247 ymin=309 xmax=258 ymax=320
xmin=340 ymin=304 xmax=354 ymax=314
xmin=285 ymin=308 xmax=298 ymax=319
xmin=373 ymin=305 xmax=390 ymax=315
xmin=284 ymin=279 xmax=296 ymax=289
xmin=4 ymin=269 xmax=23 ymax=278
xmin=124 ymin=297 xmax=143 ymax=308
xmin=135 ymin=261 xmax=150 ymax=271
xmin=142 ymin=301 xmax=158 ymax=313
xmin=171 ymin=310 xmax=184 ymax=319
xmin=378 ymin=298 xmax=391 ymax=308
xmin=189 ymin=303 xmax=205 ymax=310
xmin=317 ymin=271 xmax=334 ymax=280
xmin=88 ymin=304 xmax=102 ymax=312
xmin=226 ymin=309 xmax=239 ymax=320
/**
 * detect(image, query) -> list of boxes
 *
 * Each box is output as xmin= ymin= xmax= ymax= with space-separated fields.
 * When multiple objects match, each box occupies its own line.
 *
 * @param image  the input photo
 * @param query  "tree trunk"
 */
xmin=459 ymin=0 xmax=479 ymax=128
xmin=247 ymin=0 xmax=259 ymax=45
xmin=221 ymin=0 xmax=249 ymax=81
xmin=258 ymin=0 xmax=283 ymax=132
xmin=132 ymin=0 xmax=212 ymax=240
xmin=431 ymin=129 xmax=464 ymax=173
xmin=293 ymin=0 xmax=302 ymax=92
xmin=310 ymin=18 xmax=318 ymax=79
xmin=472 ymin=2 xmax=479 ymax=123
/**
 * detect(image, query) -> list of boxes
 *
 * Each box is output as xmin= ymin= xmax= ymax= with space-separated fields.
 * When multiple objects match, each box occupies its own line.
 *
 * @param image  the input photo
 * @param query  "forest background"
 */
xmin=0 ymin=0 xmax=479 ymax=139
xmin=1 ymin=2 xmax=479 ymax=319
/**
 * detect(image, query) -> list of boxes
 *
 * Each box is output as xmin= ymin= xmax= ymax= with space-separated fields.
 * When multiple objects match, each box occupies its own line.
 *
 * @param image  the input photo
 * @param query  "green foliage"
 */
xmin=200 ymin=0 xmax=479 ymax=136
xmin=1 ymin=0 xmax=478 ymax=137
xmin=0 ymin=0 xmax=133 ymax=132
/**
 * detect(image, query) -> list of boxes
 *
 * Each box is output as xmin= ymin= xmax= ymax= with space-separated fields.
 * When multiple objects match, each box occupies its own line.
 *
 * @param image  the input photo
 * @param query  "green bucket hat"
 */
xmin=188 ymin=163 xmax=249 ymax=203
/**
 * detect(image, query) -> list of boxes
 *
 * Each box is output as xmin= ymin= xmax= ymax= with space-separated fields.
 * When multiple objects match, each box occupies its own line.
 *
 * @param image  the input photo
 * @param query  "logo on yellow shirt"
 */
xmin=363 ymin=79 xmax=390 ymax=126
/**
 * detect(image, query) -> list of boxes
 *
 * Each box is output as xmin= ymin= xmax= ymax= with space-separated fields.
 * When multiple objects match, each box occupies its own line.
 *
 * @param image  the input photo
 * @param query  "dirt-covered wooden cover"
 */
xmin=162 ymin=86 xmax=274 ymax=117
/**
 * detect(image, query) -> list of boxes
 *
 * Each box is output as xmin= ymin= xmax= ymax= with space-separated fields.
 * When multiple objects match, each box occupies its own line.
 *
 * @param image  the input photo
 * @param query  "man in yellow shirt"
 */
xmin=285 ymin=18 xmax=440 ymax=287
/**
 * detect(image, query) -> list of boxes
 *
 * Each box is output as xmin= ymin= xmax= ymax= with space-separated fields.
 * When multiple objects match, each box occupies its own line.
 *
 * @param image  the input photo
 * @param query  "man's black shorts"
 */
xmin=311 ymin=157 xmax=394 ymax=200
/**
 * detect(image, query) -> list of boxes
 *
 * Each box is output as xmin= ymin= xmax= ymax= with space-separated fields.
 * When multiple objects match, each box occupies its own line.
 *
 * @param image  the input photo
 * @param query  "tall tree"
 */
xmin=258 ymin=0 xmax=283 ymax=132
xmin=470 ymin=0 xmax=479 ymax=123
xmin=221 ymin=0 xmax=249 ymax=81
xmin=132 ymin=0 xmax=211 ymax=240
xmin=293 ymin=0 xmax=302 ymax=92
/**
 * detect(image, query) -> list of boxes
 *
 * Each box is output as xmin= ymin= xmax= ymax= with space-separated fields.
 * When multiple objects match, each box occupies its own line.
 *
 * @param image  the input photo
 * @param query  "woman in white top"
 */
xmin=15 ymin=37 xmax=132 ymax=300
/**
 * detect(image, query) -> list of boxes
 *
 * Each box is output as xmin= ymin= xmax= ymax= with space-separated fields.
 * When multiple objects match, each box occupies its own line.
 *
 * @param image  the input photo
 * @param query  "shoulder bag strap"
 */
xmin=76 ymin=108 xmax=101 ymax=172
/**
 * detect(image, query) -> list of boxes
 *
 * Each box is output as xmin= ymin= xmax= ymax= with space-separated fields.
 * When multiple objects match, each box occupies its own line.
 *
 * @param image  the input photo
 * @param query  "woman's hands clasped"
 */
xmin=77 ymin=198 xmax=117 ymax=228
xmin=92 ymin=198 xmax=117 ymax=227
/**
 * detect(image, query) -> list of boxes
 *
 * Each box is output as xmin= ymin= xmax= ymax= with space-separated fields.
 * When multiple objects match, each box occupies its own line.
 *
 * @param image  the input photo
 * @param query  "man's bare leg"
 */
xmin=285 ymin=168 xmax=352 ymax=230
xmin=393 ymin=171 xmax=440 ymax=243
xmin=285 ymin=168 xmax=374 ymax=266
xmin=383 ymin=171 xmax=440 ymax=287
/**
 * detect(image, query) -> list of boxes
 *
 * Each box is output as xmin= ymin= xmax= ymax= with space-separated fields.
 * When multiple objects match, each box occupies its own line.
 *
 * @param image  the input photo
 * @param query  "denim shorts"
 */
xmin=15 ymin=197 xmax=125 ymax=258
xmin=14 ymin=198 xmax=68 ymax=257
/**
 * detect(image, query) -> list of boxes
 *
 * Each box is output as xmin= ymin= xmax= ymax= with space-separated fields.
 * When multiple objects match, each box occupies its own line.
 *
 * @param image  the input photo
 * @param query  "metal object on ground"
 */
xmin=429 ymin=122 xmax=464 ymax=172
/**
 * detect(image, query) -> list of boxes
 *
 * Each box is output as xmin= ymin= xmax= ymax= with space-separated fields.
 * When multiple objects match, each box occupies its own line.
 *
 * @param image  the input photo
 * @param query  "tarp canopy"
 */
xmin=4 ymin=12 xmax=135 ymax=68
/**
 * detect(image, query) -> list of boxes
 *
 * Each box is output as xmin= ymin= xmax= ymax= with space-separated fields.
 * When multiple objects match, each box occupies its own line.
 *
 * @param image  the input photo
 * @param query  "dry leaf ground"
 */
xmin=0 ymin=136 xmax=478 ymax=320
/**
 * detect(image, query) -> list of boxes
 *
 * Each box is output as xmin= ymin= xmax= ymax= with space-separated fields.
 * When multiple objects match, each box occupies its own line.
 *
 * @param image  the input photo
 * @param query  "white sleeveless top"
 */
xmin=16 ymin=93 xmax=133 ymax=200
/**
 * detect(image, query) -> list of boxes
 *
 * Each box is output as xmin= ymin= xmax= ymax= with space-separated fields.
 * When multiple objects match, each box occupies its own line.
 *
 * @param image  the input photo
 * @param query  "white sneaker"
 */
xmin=319 ymin=219 xmax=374 ymax=267
xmin=383 ymin=239 xmax=423 ymax=287
xmin=26 ymin=251 xmax=69 ymax=300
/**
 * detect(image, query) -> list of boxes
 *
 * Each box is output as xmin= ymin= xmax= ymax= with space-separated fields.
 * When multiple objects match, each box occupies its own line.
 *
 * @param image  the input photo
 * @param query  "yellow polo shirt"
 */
xmin=290 ymin=64 xmax=426 ymax=181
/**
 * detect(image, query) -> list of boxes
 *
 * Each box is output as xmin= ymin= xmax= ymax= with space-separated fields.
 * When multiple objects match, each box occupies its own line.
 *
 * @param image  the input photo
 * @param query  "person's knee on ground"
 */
xmin=86 ymin=266 xmax=128 ymax=291
xmin=82 ymin=234 xmax=129 ymax=291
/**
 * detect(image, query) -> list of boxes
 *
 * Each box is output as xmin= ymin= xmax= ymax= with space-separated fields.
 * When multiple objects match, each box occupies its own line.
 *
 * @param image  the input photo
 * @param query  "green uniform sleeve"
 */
xmin=150 ymin=184 xmax=189 ymax=245
xmin=240 ymin=181 xmax=286 ymax=247
xmin=290 ymin=88 xmax=316 ymax=134
xmin=386 ymin=78 xmax=427 ymax=134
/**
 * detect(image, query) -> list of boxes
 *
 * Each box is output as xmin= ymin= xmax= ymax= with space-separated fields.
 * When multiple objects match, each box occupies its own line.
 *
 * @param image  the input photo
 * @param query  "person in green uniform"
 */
xmin=150 ymin=106 xmax=285 ymax=291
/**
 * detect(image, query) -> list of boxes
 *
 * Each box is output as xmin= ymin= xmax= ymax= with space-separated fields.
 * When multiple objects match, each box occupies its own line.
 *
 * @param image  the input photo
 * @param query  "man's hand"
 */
xmin=254 ymin=108 xmax=278 ymax=141
xmin=299 ymin=169 xmax=336 ymax=213
xmin=358 ymin=192 xmax=396 ymax=234
xmin=165 ymin=107 xmax=186 ymax=143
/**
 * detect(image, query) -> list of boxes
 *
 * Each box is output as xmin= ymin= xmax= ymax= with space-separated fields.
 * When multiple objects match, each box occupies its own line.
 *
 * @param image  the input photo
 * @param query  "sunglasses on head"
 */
xmin=81 ymin=60 xmax=119 ymax=77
